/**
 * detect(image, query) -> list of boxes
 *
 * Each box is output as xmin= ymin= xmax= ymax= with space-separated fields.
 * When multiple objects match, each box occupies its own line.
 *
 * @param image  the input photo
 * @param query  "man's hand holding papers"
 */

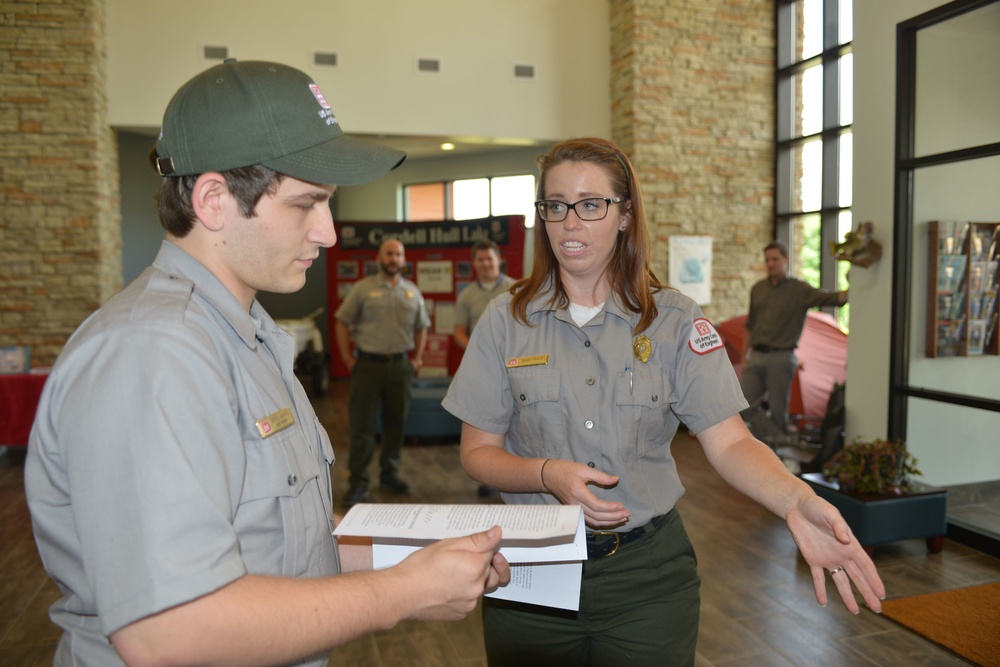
xmin=335 ymin=504 xmax=587 ymax=611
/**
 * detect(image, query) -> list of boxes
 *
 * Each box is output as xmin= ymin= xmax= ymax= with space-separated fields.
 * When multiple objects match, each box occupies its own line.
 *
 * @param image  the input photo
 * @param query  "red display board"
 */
xmin=327 ymin=216 xmax=526 ymax=379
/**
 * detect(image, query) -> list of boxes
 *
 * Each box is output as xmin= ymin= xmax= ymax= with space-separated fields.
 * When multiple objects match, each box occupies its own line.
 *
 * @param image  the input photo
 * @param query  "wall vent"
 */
xmin=417 ymin=58 xmax=441 ymax=73
xmin=202 ymin=45 xmax=229 ymax=61
xmin=314 ymin=52 xmax=338 ymax=67
xmin=513 ymin=64 xmax=536 ymax=79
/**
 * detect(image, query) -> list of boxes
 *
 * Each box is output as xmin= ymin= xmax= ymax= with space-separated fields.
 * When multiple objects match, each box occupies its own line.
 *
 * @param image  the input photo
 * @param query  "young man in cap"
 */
xmin=25 ymin=60 xmax=508 ymax=667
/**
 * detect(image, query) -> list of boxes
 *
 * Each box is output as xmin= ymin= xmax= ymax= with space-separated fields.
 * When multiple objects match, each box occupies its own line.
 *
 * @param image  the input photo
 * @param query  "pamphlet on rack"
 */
xmin=334 ymin=503 xmax=586 ymax=611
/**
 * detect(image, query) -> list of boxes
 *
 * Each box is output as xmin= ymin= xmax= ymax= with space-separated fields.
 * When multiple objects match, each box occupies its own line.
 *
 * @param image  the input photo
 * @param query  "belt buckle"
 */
xmin=590 ymin=530 xmax=621 ymax=558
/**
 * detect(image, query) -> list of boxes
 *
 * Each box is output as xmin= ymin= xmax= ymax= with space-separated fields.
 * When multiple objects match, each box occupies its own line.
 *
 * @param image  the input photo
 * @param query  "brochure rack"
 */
xmin=926 ymin=220 xmax=1000 ymax=357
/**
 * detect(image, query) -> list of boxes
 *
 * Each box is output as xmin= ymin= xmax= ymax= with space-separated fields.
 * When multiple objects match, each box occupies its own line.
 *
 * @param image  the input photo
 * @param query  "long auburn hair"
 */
xmin=510 ymin=137 xmax=662 ymax=333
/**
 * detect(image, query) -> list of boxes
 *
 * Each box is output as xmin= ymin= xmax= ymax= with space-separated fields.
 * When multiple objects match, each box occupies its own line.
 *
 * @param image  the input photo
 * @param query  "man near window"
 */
xmin=453 ymin=239 xmax=516 ymax=497
xmin=741 ymin=241 xmax=847 ymax=446
xmin=335 ymin=239 xmax=430 ymax=506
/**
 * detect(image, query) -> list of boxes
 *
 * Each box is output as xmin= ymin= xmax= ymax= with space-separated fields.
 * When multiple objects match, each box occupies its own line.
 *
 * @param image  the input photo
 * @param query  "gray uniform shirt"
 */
xmin=454 ymin=274 xmax=516 ymax=333
xmin=746 ymin=276 xmax=843 ymax=349
xmin=25 ymin=241 xmax=338 ymax=667
xmin=442 ymin=286 xmax=748 ymax=527
xmin=335 ymin=274 xmax=430 ymax=355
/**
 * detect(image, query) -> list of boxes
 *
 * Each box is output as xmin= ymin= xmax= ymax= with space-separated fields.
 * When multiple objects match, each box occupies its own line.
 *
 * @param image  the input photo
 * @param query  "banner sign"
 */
xmin=336 ymin=217 xmax=511 ymax=250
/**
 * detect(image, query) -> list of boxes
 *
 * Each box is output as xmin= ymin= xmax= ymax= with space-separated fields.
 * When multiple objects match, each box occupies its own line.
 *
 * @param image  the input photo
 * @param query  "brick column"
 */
xmin=0 ymin=0 xmax=121 ymax=367
xmin=609 ymin=0 xmax=774 ymax=320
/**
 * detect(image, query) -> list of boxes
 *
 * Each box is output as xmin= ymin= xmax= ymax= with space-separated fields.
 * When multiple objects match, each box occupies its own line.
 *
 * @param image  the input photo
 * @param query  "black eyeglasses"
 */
xmin=534 ymin=197 xmax=627 ymax=223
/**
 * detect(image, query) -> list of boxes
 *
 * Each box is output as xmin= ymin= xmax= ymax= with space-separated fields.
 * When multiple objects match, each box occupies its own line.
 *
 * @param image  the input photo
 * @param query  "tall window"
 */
xmin=404 ymin=175 xmax=536 ymax=227
xmin=776 ymin=0 xmax=853 ymax=328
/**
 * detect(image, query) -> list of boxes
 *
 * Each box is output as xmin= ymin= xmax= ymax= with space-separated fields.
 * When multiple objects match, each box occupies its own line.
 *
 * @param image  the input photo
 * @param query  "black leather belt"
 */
xmin=752 ymin=344 xmax=795 ymax=353
xmin=357 ymin=351 xmax=408 ymax=362
xmin=586 ymin=514 xmax=666 ymax=559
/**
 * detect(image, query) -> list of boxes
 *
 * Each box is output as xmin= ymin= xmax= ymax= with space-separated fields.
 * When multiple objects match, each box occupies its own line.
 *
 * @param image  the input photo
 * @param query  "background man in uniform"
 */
xmin=453 ymin=240 xmax=516 ymax=350
xmin=453 ymin=239 xmax=516 ymax=497
xmin=335 ymin=239 xmax=429 ymax=506
xmin=25 ymin=60 xmax=506 ymax=667
xmin=741 ymin=241 xmax=847 ymax=446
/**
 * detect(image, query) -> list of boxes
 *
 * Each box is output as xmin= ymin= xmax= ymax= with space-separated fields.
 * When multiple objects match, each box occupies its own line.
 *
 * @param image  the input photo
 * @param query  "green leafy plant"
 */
xmin=822 ymin=438 xmax=922 ymax=496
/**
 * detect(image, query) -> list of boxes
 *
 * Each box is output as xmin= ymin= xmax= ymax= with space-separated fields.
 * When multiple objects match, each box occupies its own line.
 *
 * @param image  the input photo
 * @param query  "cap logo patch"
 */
xmin=309 ymin=84 xmax=331 ymax=109
xmin=309 ymin=83 xmax=340 ymax=126
xmin=688 ymin=318 xmax=724 ymax=355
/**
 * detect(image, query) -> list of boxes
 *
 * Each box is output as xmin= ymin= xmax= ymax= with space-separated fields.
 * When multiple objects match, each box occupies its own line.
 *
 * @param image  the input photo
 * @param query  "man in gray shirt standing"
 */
xmin=25 ymin=60 xmax=506 ymax=667
xmin=453 ymin=240 xmax=516 ymax=351
xmin=335 ymin=239 xmax=430 ymax=506
xmin=741 ymin=241 xmax=847 ymax=445
xmin=453 ymin=239 xmax=516 ymax=497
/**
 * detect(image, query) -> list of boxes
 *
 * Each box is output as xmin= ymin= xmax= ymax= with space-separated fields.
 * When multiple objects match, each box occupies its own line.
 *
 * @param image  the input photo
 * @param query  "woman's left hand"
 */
xmin=785 ymin=494 xmax=886 ymax=614
xmin=541 ymin=458 xmax=631 ymax=528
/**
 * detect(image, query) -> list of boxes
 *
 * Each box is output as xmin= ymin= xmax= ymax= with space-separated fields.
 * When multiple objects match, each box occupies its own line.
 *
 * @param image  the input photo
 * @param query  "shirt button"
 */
xmin=588 ymin=461 xmax=596 ymax=468
xmin=584 ymin=341 xmax=591 ymax=347
xmin=585 ymin=420 xmax=594 ymax=429
xmin=287 ymin=474 xmax=298 ymax=486
xmin=586 ymin=377 xmax=595 ymax=385
xmin=520 ymin=393 xmax=526 ymax=401
xmin=652 ymin=395 xmax=658 ymax=402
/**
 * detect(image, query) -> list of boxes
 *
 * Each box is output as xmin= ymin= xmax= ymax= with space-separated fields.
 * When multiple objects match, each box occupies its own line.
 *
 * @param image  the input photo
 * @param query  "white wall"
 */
xmin=851 ymin=0 xmax=1000 ymax=486
xmin=107 ymin=0 xmax=610 ymax=143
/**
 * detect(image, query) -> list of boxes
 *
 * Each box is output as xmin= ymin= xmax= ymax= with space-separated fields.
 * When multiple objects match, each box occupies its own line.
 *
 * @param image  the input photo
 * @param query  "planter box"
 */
xmin=802 ymin=472 xmax=948 ymax=554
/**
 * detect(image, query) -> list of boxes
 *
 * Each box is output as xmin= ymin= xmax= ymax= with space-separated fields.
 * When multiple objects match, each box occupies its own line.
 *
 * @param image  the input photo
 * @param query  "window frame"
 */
xmin=775 ymin=0 xmax=853 ymax=309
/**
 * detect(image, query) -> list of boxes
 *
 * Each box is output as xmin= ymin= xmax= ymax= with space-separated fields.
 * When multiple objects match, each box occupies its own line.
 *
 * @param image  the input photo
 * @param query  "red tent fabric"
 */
xmin=716 ymin=311 xmax=847 ymax=420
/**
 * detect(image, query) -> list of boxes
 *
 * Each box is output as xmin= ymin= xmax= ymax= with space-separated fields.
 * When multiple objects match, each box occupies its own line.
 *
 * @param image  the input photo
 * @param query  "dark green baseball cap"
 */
xmin=154 ymin=60 xmax=405 ymax=185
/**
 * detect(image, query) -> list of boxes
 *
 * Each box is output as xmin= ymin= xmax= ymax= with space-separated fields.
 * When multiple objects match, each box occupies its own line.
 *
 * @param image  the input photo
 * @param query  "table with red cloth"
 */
xmin=0 ymin=372 xmax=49 ymax=446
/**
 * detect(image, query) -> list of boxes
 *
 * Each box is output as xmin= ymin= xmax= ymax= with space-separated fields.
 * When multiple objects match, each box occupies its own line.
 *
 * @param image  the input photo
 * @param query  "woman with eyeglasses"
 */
xmin=442 ymin=137 xmax=884 ymax=666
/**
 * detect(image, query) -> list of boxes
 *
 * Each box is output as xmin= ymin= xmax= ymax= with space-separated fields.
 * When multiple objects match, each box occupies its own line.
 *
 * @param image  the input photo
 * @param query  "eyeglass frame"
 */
xmin=534 ymin=196 xmax=628 ymax=223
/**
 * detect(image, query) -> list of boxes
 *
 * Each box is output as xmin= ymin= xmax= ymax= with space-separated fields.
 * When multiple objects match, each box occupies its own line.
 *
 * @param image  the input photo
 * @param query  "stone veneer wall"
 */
xmin=0 ymin=0 xmax=121 ymax=367
xmin=609 ymin=0 xmax=775 ymax=322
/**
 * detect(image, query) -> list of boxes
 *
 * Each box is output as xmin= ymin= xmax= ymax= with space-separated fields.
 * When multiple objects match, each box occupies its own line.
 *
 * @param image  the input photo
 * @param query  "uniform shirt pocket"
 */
xmin=614 ymin=367 xmax=671 ymax=461
xmin=239 ymin=426 xmax=330 ymax=577
xmin=507 ymin=368 xmax=563 ymax=457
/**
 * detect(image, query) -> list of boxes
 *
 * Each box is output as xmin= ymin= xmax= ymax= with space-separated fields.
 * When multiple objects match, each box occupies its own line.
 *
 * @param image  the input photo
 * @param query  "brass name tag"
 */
xmin=506 ymin=354 xmax=549 ymax=368
xmin=256 ymin=407 xmax=295 ymax=438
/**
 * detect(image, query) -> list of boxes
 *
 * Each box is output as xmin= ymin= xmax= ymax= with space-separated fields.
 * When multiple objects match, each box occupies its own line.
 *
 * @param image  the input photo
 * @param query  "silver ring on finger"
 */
xmin=829 ymin=566 xmax=844 ymax=575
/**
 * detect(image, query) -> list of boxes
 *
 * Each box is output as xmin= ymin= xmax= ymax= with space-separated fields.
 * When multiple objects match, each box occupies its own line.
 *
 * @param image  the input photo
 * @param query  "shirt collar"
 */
xmin=525 ymin=279 xmax=640 ymax=329
xmin=153 ymin=240 xmax=263 ymax=349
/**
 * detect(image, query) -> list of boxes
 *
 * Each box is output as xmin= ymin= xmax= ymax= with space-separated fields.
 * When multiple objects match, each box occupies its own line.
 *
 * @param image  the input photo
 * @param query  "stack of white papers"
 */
xmin=334 ymin=503 xmax=586 ymax=610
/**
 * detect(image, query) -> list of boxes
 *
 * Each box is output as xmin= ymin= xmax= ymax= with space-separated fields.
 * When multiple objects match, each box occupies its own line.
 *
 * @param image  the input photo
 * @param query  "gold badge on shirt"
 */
xmin=506 ymin=354 xmax=549 ymax=368
xmin=633 ymin=335 xmax=652 ymax=363
xmin=256 ymin=407 xmax=295 ymax=438
xmin=405 ymin=290 xmax=414 ymax=299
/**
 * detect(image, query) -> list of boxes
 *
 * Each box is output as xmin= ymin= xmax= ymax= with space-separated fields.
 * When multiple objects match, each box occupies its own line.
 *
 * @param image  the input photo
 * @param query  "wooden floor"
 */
xmin=2 ymin=379 xmax=999 ymax=666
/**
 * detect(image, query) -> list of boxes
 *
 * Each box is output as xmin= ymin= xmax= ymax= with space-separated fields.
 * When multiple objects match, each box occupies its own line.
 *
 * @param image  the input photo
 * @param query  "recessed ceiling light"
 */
xmin=440 ymin=142 xmax=456 ymax=151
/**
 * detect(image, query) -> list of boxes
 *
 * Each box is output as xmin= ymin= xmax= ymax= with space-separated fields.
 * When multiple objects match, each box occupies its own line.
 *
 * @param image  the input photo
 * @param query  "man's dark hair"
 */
xmin=148 ymin=147 xmax=285 ymax=237
xmin=764 ymin=241 xmax=789 ymax=258
xmin=471 ymin=239 xmax=501 ymax=259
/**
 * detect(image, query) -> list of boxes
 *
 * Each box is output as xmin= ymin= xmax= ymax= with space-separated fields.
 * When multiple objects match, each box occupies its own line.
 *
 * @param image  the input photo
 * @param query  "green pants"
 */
xmin=483 ymin=509 xmax=700 ymax=667
xmin=347 ymin=356 xmax=412 ymax=486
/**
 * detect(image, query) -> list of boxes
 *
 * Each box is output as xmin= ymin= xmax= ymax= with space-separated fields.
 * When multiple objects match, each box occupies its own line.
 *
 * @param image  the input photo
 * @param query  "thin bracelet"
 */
xmin=540 ymin=458 xmax=552 ymax=492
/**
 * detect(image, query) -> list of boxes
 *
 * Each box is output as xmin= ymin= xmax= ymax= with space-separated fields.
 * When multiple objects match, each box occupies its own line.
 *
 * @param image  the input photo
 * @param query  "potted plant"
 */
xmin=801 ymin=438 xmax=947 ymax=554
xmin=821 ymin=437 xmax=922 ymax=497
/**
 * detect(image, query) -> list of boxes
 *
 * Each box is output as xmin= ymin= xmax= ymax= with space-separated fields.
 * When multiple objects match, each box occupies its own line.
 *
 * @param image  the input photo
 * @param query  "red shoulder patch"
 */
xmin=688 ymin=318 xmax=725 ymax=355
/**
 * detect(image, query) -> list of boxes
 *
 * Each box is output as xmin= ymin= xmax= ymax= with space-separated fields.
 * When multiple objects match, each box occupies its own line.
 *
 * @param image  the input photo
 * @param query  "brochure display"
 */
xmin=334 ymin=503 xmax=586 ymax=611
xmin=926 ymin=220 xmax=999 ymax=357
